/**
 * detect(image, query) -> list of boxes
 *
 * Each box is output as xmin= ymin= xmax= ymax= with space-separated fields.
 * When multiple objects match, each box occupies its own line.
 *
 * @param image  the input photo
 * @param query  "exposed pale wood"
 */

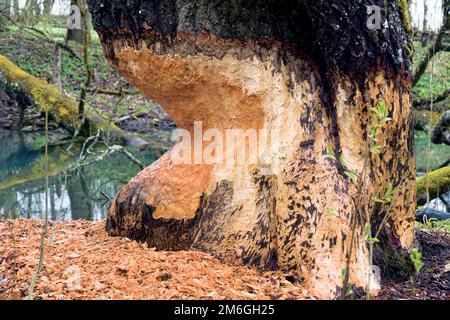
xmin=89 ymin=0 xmax=416 ymax=299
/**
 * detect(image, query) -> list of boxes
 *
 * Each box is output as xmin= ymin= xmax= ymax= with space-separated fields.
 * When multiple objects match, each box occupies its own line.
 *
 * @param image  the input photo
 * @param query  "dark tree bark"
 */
xmin=88 ymin=0 xmax=416 ymax=299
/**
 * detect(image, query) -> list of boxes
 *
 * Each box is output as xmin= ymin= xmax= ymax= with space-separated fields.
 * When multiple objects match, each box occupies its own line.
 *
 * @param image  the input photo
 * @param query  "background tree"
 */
xmin=13 ymin=0 xmax=19 ymax=18
xmin=0 ymin=0 xmax=10 ymax=31
xmin=66 ymin=0 xmax=84 ymax=44
xmin=43 ymin=0 xmax=55 ymax=16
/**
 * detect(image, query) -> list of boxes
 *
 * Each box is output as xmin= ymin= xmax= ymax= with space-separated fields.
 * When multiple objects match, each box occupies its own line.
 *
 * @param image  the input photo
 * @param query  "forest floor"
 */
xmin=379 ymin=230 xmax=449 ymax=300
xmin=0 ymin=220 xmax=311 ymax=300
xmin=0 ymin=220 xmax=448 ymax=300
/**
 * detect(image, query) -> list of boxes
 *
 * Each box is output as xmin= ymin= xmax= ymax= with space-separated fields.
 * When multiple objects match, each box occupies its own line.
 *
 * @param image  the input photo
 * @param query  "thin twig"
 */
xmin=28 ymin=88 xmax=50 ymax=300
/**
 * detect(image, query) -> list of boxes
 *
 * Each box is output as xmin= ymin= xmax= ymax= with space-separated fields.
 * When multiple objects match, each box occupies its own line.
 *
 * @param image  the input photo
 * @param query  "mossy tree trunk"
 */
xmin=0 ymin=54 xmax=148 ymax=147
xmin=88 ymin=0 xmax=417 ymax=299
xmin=416 ymin=167 xmax=450 ymax=206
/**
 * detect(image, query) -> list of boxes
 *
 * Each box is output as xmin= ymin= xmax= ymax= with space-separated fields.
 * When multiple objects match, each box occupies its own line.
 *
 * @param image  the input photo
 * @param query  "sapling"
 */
xmin=326 ymin=99 xmax=397 ymax=299
xmin=28 ymin=88 xmax=50 ymax=300
xmin=409 ymin=248 xmax=423 ymax=293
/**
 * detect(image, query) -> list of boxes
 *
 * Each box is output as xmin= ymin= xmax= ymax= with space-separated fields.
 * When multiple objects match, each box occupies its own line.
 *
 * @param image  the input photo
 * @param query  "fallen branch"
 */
xmin=88 ymin=88 xmax=140 ymax=96
xmin=119 ymin=147 xmax=145 ymax=170
xmin=114 ymin=112 xmax=147 ymax=124
xmin=0 ymin=54 xmax=148 ymax=147
xmin=78 ymin=129 xmax=145 ymax=170
xmin=66 ymin=144 xmax=145 ymax=174
xmin=72 ymin=87 xmax=141 ymax=96
xmin=417 ymin=167 xmax=450 ymax=206
xmin=416 ymin=208 xmax=450 ymax=222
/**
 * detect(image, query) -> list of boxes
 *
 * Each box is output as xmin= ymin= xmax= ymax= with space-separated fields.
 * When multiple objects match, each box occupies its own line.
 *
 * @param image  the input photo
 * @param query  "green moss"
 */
xmin=416 ymin=167 xmax=450 ymax=206
xmin=375 ymin=237 xmax=414 ymax=282
xmin=0 ymin=53 xmax=144 ymax=145
xmin=0 ymin=54 xmax=79 ymax=129
xmin=398 ymin=0 xmax=412 ymax=34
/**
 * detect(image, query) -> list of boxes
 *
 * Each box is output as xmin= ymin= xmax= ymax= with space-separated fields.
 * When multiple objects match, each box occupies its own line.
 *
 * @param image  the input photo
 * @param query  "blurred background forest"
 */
xmin=0 ymin=0 xmax=448 ymax=227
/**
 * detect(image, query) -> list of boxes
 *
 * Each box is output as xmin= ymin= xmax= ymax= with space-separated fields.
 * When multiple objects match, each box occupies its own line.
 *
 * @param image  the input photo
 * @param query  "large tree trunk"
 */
xmin=88 ymin=0 xmax=417 ymax=299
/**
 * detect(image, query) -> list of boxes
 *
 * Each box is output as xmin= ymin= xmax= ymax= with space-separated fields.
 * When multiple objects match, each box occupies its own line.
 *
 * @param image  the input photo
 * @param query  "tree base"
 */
xmin=89 ymin=1 xmax=417 ymax=299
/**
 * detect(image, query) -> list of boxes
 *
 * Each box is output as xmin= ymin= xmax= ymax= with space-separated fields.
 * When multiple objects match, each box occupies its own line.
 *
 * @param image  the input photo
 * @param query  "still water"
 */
xmin=0 ymin=130 xmax=448 ymax=221
xmin=0 ymin=130 xmax=164 ymax=221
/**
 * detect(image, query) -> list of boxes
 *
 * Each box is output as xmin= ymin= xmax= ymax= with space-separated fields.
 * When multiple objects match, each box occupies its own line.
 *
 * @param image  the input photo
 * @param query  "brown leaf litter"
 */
xmin=0 ymin=219 xmax=311 ymax=300
xmin=1 ymin=220 xmax=448 ymax=300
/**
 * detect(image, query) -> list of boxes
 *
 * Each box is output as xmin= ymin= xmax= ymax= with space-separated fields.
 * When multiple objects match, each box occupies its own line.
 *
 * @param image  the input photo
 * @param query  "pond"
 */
xmin=0 ymin=130 xmax=165 ymax=221
xmin=0 ymin=130 xmax=448 ymax=221
xmin=415 ymin=130 xmax=450 ymax=172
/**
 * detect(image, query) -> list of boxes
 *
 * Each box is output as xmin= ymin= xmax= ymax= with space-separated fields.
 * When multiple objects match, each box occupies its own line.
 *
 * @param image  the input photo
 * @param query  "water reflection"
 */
xmin=0 ymin=130 xmax=448 ymax=220
xmin=0 ymin=130 xmax=163 ymax=221
xmin=415 ymin=131 xmax=450 ymax=172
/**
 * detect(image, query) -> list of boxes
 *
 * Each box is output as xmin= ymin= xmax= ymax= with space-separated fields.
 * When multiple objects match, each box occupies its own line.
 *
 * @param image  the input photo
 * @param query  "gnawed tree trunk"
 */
xmin=88 ymin=0 xmax=417 ymax=299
